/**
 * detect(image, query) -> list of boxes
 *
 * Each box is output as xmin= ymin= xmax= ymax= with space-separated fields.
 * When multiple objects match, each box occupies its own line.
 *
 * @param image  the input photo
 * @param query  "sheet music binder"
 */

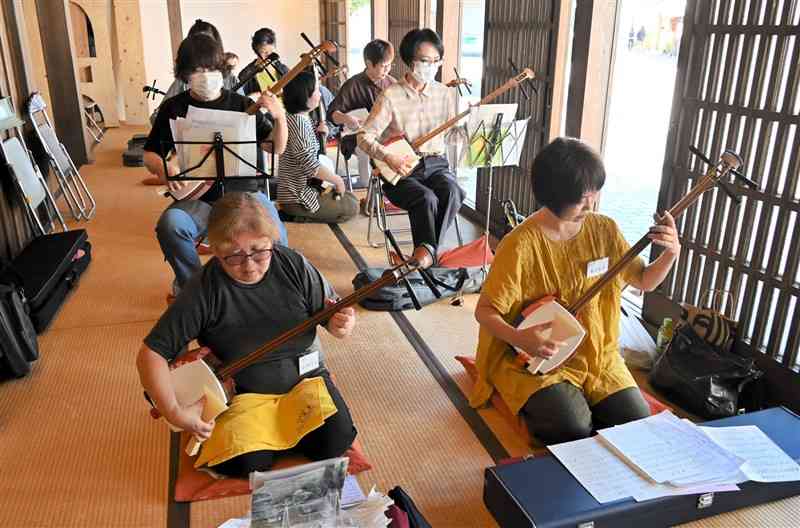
xmin=484 ymin=407 xmax=800 ymax=528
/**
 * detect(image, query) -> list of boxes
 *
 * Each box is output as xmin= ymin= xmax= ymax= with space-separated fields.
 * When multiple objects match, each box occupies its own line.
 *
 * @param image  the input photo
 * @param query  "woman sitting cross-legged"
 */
xmin=277 ymin=70 xmax=359 ymax=223
xmin=470 ymin=137 xmax=682 ymax=445
xmin=136 ymin=192 xmax=358 ymax=477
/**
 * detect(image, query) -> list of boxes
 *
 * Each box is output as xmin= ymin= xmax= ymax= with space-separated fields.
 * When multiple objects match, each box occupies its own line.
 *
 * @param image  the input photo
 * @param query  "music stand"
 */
xmin=162 ymin=133 xmax=274 ymax=195
xmin=460 ymin=103 xmax=529 ymax=272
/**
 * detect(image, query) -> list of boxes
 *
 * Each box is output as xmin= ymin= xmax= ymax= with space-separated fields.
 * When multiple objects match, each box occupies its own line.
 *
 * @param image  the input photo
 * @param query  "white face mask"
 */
xmin=412 ymin=61 xmax=439 ymax=84
xmin=189 ymin=71 xmax=224 ymax=101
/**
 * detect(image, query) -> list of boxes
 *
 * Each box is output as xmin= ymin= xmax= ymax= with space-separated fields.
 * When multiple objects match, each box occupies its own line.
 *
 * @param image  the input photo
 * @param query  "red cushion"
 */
xmin=454 ymin=355 xmax=671 ymax=448
xmin=438 ymin=236 xmax=494 ymax=268
xmin=174 ymin=435 xmax=372 ymax=502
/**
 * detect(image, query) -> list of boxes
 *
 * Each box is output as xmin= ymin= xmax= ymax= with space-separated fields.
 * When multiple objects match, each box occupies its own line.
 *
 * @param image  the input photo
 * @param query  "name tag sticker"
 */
xmin=587 ymin=257 xmax=609 ymax=278
xmin=299 ymin=351 xmax=320 ymax=376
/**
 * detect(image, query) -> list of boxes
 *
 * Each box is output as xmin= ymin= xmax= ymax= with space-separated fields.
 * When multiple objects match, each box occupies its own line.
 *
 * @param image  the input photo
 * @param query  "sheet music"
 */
xmin=597 ymin=411 xmax=743 ymax=485
xmin=340 ymin=108 xmax=369 ymax=137
xmin=549 ymin=436 xmax=738 ymax=503
xmin=169 ymin=106 xmax=258 ymax=180
xmin=701 ymin=425 xmax=800 ymax=483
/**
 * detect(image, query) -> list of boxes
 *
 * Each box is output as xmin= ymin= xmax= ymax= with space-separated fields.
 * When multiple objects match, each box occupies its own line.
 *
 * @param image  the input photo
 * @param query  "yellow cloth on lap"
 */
xmin=470 ymin=213 xmax=646 ymax=415
xmin=194 ymin=376 xmax=337 ymax=468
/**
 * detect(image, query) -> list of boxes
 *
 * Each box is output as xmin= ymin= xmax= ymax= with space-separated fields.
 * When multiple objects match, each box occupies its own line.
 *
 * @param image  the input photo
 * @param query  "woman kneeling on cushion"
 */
xmin=471 ymin=138 xmax=681 ymax=445
xmin=137 ymin=192 xmax=357 ymax=477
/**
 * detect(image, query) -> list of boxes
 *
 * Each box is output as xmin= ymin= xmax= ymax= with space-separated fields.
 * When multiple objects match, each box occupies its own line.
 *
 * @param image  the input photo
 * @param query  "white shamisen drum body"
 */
xmin=168 ymin=359 xmax=228 ymax=431
xmin=515 ymin=296 xmax=586 ymax=375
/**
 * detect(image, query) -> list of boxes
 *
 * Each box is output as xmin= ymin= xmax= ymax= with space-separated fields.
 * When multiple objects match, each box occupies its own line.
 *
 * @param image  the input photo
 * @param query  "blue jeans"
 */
xmin=156 ymin=192 xmax=288 ymax=287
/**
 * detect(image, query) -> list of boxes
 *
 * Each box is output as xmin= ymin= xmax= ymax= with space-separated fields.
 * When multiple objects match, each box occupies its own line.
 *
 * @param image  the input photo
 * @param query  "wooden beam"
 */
xmin=166 ymin=0 xmax=182 ymax=60
xmin=565 ymin=0 xmax=619 ymax=152
xmin=20 ymin=0 xmax=52 ymax=112
xmin=4 ymin=0 xmax=35 ymax=106
xmin=439 ymin=0 xmax=461 ymax=86
xmin=35 ymin=0 xmax=90 ymax=165
xmin=548 ymin=0 xmax=574 ymax=141
xmin=373 ymin=0 xmax=388 ymax=40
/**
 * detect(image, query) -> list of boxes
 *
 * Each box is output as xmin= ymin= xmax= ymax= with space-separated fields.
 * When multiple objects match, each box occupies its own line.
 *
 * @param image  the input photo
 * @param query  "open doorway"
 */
xmin=347 ymin=0 xmax=372 ymax=78
xmin=600 ymin=0 xmax=686 ymax=244
xmin=456 ymin=0 xmax=486 ymax=207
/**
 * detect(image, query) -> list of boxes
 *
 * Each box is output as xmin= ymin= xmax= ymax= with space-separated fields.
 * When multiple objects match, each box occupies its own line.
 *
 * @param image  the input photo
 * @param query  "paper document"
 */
xmin=169 ymin=105 xmax=258 ymax=181
xmin=341 ymin=474 xmax=366 ymax=508
xmin=701 ymin=425 xmax=800 ymax=483
xmin=597 ymin=411 xmax=744 ymax=486
xmin=341 ymin=108 xmax=369 ymax=137
xmin=549 ymin=436 xmax=738 ymax=503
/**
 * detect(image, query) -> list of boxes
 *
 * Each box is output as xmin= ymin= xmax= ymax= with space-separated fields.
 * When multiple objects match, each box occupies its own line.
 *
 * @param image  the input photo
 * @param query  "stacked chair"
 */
xmin=0 ymin=95 xmax=91 ymax=337
xmin=26 ymin=92 xmax=96 ymax=221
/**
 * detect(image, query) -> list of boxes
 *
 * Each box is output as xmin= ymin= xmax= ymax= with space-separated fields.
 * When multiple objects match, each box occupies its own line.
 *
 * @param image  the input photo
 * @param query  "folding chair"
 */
xmin=83 ymin=98 xmax=104 ymax=143
xmin=0 ymin=109 xmax=67 ymax=235
xmin=366 ymin=170 xmax=463 ymax=265
xmin=26 ymin=92 xmax=96 ymax=220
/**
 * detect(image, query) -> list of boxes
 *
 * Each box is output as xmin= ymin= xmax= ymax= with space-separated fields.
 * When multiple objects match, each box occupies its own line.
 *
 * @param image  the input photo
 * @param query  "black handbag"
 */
xmin=0 ymin=281 xmax=39 ymax=378
xmin=650 ymin=323 xmax=762 ymax=419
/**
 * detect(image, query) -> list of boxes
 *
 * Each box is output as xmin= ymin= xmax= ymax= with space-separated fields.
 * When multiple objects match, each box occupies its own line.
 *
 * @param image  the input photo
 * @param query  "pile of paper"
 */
xmin=548 ymin=410 xmax=800 ymax=504
xmin=169 ymin=106 xmax=258 ymax=179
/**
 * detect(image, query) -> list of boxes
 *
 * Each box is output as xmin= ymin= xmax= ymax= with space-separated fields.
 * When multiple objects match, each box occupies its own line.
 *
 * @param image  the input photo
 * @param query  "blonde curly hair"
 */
xmin=207 ymin=192 xmax=280 ymax=251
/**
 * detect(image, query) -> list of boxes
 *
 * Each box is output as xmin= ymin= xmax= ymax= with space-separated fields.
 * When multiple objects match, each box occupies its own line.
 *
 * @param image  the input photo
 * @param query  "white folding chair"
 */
xmin=26 ymin=92 xmax=96 ymax=220
xmin=1 ymin=134 xmax=67 ymax=235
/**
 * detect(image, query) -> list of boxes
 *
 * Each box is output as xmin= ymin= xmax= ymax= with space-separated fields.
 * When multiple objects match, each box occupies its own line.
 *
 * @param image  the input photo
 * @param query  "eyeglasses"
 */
xmin=222 ymin=248 xmax=273 ymax=266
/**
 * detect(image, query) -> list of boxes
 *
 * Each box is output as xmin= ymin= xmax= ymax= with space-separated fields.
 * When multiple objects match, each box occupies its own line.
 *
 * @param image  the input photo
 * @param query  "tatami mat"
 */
xmin=334 ymin=208 xmax=532 ymax=457
xmin=0 ymin=321 xmax=168 ymax=527
xmin=3 ymin=126 xmax=797 ymax=528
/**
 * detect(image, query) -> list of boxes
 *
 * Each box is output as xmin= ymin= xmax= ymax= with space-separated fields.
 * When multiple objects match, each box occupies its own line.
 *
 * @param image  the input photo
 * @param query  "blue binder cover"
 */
xmin=484 ymin=407 xmax=800 ymax=528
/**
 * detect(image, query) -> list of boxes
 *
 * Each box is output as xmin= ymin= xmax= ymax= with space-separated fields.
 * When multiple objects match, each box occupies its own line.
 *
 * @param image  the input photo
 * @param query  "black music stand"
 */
xmin=162 ymin=132 xmax=274 ymax=196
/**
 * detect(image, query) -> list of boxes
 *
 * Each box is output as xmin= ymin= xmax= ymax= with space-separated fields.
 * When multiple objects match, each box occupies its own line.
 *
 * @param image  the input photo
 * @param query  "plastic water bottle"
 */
xmin=656 ymin=317 xmax=674 ymax=356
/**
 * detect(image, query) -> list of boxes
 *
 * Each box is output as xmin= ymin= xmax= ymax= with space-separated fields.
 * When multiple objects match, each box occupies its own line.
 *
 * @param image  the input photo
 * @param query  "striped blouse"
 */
xmin=277 ymin=113 xmax=321 ymax=212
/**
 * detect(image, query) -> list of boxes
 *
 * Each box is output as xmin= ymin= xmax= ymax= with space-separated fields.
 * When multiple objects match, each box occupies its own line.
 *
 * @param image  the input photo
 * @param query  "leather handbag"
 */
xmin=650 ymin=322 xmax=762 ymax=418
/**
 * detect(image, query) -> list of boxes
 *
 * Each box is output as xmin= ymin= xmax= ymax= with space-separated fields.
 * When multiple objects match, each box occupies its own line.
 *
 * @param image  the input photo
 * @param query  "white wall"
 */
xmin=139 ymin=0 xmax=321 ymax=112
xmin=139 ymin=0 xmax=173 ymax=116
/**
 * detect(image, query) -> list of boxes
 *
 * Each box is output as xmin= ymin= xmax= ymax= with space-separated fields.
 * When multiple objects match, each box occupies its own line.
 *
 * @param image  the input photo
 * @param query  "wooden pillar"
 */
xmin=112 ymin=0 xmax=148 ymax=125
xmin=166 ymin=0 xmax=182 ymax=59
xmin=439 ymin=0 xmax=461 ymax=86
xmin=565 ymin=0 xmax=619 ymax=152
xmin=548 ymin=0 xmax=574 ymax=140
xmin=20 ymin=0 xmax=52 ymax=111
xmin=3 ymin=1 xmax=35 ymax=107
xmin=35 ymin=0 xmax=89 ymax=165
xmin=373 ymin=0 xmax=388 ymax=40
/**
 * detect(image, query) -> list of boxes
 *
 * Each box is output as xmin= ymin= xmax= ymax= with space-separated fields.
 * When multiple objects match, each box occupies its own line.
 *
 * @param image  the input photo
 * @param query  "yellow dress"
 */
xmin=195 ymin=376 xmax=337 ymax=468
xmin=470 ymin=213 xmax=645 ymax=415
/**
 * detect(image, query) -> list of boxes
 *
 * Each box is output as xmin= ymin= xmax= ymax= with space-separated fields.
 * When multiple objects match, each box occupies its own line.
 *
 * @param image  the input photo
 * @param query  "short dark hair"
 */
xmin=187 ymin=19 xmax=223 ymax=49
xmin=282 ymin=70 xmax=317 ymax=114
xmin=363 ymin=39 xmax=394 ymax=65
xmin=252 ymin=28 xmax=277 ymax=53
xmin=531 ymin=137 xmax=606 ymax=216
xmin=399 ymin=28 xmax=444 ymax=67
xmin=174 ymin=34 xmax=225 ymax=83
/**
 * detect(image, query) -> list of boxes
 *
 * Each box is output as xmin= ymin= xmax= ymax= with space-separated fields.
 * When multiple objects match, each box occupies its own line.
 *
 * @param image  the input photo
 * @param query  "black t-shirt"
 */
xmin=144 ymin=246 xmax=336 ymax=394
xmin=144 ymin=89 xmax=274 ymax=203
